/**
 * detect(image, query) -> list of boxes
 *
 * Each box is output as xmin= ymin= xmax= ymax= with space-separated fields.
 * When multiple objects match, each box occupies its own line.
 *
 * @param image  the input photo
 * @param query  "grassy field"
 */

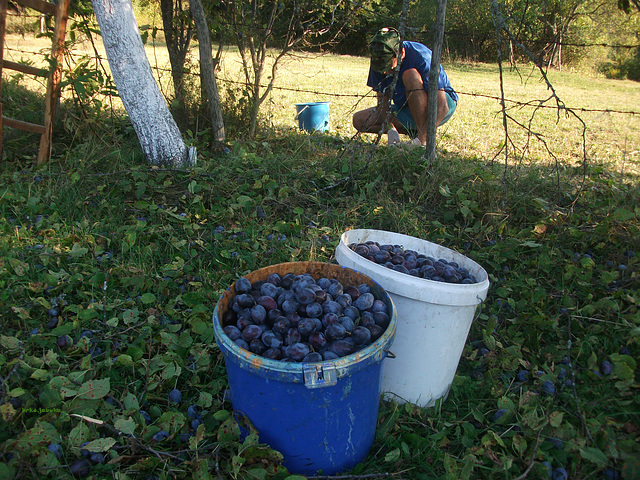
xmin=0 ymin=26 xmax=639 ymax=480
xmin=3 ymin=31 xmax=639 ymax=173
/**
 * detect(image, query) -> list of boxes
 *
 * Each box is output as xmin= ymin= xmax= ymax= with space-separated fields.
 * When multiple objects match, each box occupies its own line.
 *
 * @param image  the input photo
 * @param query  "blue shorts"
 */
xmin=392 ymin=92 xmax=457 ymax=135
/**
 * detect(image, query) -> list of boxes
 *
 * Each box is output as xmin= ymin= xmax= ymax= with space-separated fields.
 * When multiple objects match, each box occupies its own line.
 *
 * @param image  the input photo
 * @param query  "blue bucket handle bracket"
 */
xmin=303 ymin=363 xmax=338 ymax=388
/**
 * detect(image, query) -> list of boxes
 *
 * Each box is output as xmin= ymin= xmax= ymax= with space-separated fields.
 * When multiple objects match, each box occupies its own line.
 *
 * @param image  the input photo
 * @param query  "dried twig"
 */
xmin=565 ymin=313 xmax=595 ymax=444
xmin=490 ymin=0 xmax=589 ymax=195
xmin=513 ymin=420 xmax=548 ymax=480
xmin=307 ymin=473 xmax=391 ymax=480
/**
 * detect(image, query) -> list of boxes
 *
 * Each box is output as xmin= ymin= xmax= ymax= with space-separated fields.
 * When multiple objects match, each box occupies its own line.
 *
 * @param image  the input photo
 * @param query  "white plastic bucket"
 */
xmin=335 ymin=229 xmax=490 ymax=407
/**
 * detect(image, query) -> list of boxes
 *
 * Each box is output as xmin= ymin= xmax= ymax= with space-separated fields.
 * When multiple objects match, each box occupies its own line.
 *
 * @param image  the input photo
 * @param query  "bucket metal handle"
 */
xmin=385 ymin=350 xmax=396 ymax=359
xmin=294 ymin=105 xmax=309 ymax=120
xmin=303 ymin=363 xmax=337 ymax=388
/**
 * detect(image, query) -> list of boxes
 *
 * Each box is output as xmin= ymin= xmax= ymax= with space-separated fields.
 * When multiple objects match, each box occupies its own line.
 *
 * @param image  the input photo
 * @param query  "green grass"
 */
xmin=0 ymin=28 xmax=639 ymax=480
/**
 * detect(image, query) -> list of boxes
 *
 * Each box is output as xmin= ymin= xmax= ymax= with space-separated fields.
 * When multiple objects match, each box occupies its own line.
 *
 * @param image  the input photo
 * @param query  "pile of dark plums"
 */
xmin=348 ymin=241 xmax=479 ymax=284
xmin=221 ymin=272 xmax=391 ymax=362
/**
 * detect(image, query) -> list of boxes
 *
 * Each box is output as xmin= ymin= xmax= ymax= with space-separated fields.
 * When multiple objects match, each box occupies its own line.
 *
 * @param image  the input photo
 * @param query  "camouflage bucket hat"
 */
xmin=369 ymin=27 xmax=401 ymax=74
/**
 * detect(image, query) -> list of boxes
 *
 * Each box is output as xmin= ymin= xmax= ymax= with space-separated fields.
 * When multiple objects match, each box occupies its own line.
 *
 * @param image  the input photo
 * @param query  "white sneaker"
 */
xmin=387 ymin=128 xmax=401 ymax=145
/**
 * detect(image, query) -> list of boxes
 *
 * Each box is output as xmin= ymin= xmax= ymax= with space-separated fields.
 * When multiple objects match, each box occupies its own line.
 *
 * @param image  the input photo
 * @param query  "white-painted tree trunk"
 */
xmin=91 ymin=0 xmax=194 ymax=166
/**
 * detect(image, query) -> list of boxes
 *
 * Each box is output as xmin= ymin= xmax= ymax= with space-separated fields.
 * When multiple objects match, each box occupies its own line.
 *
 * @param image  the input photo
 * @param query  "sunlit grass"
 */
xmin=3 ymin=29 xmax=639 ymax=175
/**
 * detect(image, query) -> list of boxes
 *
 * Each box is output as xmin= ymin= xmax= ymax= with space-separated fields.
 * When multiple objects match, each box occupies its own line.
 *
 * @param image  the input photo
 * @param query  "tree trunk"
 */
xmin=160 ymin=0 xmax=192 ymax=128
xmin=425 ymin=0 xmax=447 ymax=163
xmin=190 ymin=0 xmax=225 ymax=142
xmin=91 ymin=0 xmax=193 ymax=167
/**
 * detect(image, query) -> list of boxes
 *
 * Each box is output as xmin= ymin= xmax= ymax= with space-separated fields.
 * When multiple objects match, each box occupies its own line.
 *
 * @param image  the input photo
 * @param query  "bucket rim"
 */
xmin=294 ymin=101 xmax=331 ymax=107
xmin=336 ymin=229 xmax=490 ymax=306
xmin=213 ymin=261 xmax=397 ymax=384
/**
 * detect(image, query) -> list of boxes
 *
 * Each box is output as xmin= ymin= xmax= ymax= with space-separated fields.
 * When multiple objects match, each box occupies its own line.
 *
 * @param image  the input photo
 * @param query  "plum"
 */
xmin=168 ymin=389 xmax=182 ymax=404
xmin=47 ymin=443 xmax=63 ymax=459
xmin=69 ymin=458 xmax=92 ymax=478
xmin=235 ymin=277 xmax=252 ymax=294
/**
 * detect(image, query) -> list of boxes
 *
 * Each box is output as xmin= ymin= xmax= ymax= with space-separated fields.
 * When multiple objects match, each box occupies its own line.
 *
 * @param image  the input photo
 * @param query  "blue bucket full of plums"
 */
xmin=213 ymin=261 xmax=397 ymax=475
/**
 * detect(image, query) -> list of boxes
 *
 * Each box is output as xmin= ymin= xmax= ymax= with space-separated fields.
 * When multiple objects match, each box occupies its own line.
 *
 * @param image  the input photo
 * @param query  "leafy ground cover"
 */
xmin=1 ymin=39 xmax=639 ymax=479
xmin=1 ymin=128 xmax=638 ymax=479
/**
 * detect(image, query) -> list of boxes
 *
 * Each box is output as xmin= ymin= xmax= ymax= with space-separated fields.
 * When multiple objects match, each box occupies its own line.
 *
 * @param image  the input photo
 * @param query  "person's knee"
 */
xmin=433 ymin=91 xmax=448 ymax=124
xmin=438 ymin=98 xmax=449 ymax=118
xmin=353 ymin=110 xmax=365 ymax=130
xmin=353 ymin=107 xmax=381 ymax=132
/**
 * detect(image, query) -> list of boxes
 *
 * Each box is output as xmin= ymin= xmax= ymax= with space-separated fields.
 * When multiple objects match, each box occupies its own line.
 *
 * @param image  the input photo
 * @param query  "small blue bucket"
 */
xmin=213 ymin=262 xmax=397 ymax=475
xmin=295 ymin=101 xmax=330 ymax=132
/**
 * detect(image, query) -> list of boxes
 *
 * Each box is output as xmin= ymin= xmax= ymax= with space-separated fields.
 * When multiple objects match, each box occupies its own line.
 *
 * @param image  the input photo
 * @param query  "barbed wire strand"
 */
xmin=4 ymin=39 xmax=638 ymax=118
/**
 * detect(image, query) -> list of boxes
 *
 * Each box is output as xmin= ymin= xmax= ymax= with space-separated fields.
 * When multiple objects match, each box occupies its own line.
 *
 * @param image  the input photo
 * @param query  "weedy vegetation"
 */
xmin=0 ymin=26 xmax=639 ymax=480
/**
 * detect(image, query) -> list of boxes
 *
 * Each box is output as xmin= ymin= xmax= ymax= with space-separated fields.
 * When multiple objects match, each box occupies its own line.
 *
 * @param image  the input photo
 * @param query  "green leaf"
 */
xmin=121 ymin=308 xmax=140 ymax=325
xmin=89 ymin=271 xmax=107 ymax=288
xmin=177 ymin=332 xmax=193 ymax=349
xmin=520 ymin=240 xmax=542 ymax=248
xmin=384 ymin=448 xmax=400 ymax=462
xmin=140 ymin=293 xmax=156 ymax=304
xmin=77 ymin=378 xmax=110 ymax=400
xmin=69 ymin=422 xmax=91 ymax=449
xmin=83 ymin=437 xmax=116 ymax=452
xmin=580 ymin=256 xmax=596 ymax=268
xmin=126 ymin=346 xmax=144 ymax=361
xmin=106 ymin=317 xmax=119 ymax=327
xmin=0 ymin=463 xmax=16 ymax=479
xmin=213 ymin=409 xmax=230 ymax=421
xmin=1 ymin=335 xmax=21 ymax=350
xmin=115 ymin=354 xmax=133 ymax=366
xmin=549 ymin=411 xmax=564 ymax=428
xmin=217 ymin=417 xmax=239 ymax=443
xmin=611 ymin=354 xmax=636 ymax=381
xmin=198 ymin=392 xmax=213 ymax=408
xmin=191 ymin=320 xmax=214 ymax=342
xmin=11 ymin=306 xmax=30 ymax=320
xmin=69 ymin=243 xmax=89 ymax=259
xmin=181 ymin=292 xmax=206 ymax=307
xmin=31 ymin=369 xmax=50 ymax=381
xmin=9 ymin=258 xmax=29 ymax=276
xmin=124 ymin=229 xmax=137 ymax=248
xmin=156 ymin=412 xmax=185 ymax=434
xmin=236 ymin=195 xmax=253 ymax=208
xmin=115 ymin=417 xmax=137 ymax=436
xmin=579 ymin=446 xmax=608 ymax=467
xmin=12 ymin=421 xmax=59 ymax=453
xmin=9 ymin=387 xmax=27 ymax=397
xmin=60 ymin=386 xmax=79 ymax=398
xmin=512 ymin=434 xmax=527 ymax=456
xmin=123 ymin=393 xmax=139 ymax=411
xmin=161 ymin=362 xmax=179 ymax=380
xmin=79 ymin=308 xmax=97 ymax=321
xmin=612 ymin=208 xmax=634 ymax=222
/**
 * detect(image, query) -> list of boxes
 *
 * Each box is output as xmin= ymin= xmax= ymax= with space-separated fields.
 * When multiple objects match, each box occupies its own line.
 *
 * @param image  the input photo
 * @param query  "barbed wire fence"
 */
xmin=2 ymin=6 xmax=639 ymax=185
